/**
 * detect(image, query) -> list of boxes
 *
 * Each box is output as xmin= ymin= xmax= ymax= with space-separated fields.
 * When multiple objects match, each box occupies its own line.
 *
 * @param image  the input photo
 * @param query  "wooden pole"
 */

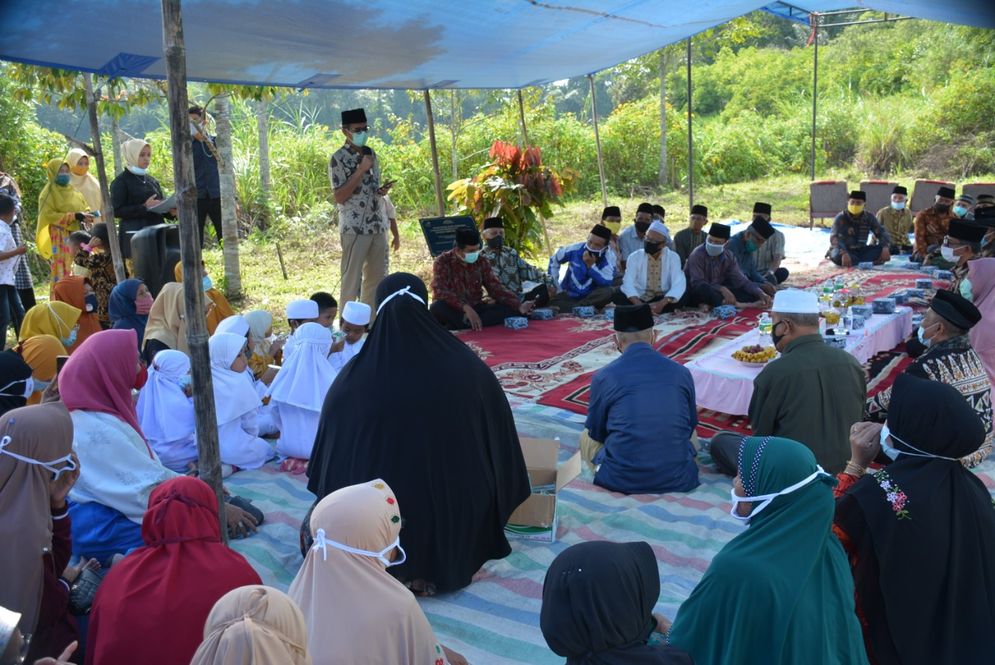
xmin=517 ymin=89 xmax=530 ymax=146
xmin=214 ymin=94 xmax=242 ymax=297
xmin=423 ymin=89 xmax=445 ymax=217
xmin=686 ymin=38 xmax=694 ymax=211
xmin=810 ymin=15 xmax=819 ymax=182
xmin=82 ymin=73 xmax=126 ymax=283
xmin=161 ymin=0 xmax=227 ymax=542
xmin=110 ymin=114 xmax=123 ymax=176
xmin=588 ymin=74 xmax=608 ymax=207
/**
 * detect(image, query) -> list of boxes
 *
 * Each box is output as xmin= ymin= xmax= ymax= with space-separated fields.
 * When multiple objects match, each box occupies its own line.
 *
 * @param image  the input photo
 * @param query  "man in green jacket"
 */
xmin=710 ymin=289 xmax=866 ymax=474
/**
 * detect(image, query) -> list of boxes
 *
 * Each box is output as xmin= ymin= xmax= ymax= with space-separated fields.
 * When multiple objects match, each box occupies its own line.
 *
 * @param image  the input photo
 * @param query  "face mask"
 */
xmin=32 ymin=378 xmax=51 ymax=393
xmin=485 ymin=236 xmax=504 ymax=251
xmin=745 ymin=239 xmax=758 ymax=253
xmin=71 ymin=165 xmax=88 ymax=176
xmin=770 ymin=320 xmax=786 ymax=349
xmin=891 ymin=200 xmax=906 ymax=210
xmin=135 ymin=294 xmax=154 ymax=315
xmin=350 ymin=131 xmax=368 ymax=147
xmin=644 ymin=240 xmax=662 ymax=255
xmin=202 ymin=276 xmax=213 ymax=292
xmin=178 ymin=375 xmax=192 ymax=391
xmin=940 ymin=245 xmax=960 ymax=263
xmin=584 ymin=245 xmax=605 ymax=258
xmin=959 ymin=278 xmax=973 ymax=302
xmin=61 ymin=328 xmax=78 ymax=348
xmin=54 ymin=174 xmax=71 ymax=186
xmin=847 ymin=204 xmax=864 ymax=216
xmin=728 ymin=466 xmax=828 ymax=524
xmin=134 ymin=365 xmax=148 ymax=391
xmin=0 ymin=434 xmax=78 ymax=481
xmin=952 ymin=205 xmax=968 ymax=218
xmin=705 ymin=240 xmax=724 ymax=257
xmin=462 ymin=250 xmax=480 ymax=264
xmin=189 ymin=121 xmax=202 ymax=137
xmin=634 ymin=221 xmax=650 ymax=234
xmin=917 ymin=321 xmax=937 ymax=347
xmin=311 ymin=527 xmax=407 ymax=568
xmin=934 ymin=202 xmax=950 ymax=214
xmin=603 ymin=221 xmax=621 ymax=235
xmin=127 ymin=165 xmax=147 ymax=176
xmin=84 ymin=293 xmax=98 ymax=312
xmin=0 ymin=376 xmax=34 ymax=399
xmin=880 ymin=422 xmax=959 ymax=462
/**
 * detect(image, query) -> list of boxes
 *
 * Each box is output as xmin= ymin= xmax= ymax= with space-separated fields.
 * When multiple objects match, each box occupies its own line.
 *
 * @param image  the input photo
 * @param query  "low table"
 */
xmin=686 ymin=307 xmax=914 ymax=417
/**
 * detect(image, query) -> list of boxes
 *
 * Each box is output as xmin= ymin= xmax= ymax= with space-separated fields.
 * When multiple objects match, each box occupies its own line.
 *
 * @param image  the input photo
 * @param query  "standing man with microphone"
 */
xmin=329 ymin=108 xmax=392 ymax=310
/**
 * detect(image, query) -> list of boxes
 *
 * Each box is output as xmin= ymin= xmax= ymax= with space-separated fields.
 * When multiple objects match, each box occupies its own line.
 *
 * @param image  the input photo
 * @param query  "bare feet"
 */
xmin=407 ymin=579 xmax=437 ymax=597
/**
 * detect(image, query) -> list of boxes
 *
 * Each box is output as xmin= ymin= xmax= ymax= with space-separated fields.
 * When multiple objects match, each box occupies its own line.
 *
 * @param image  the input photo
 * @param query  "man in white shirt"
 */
xmin=616 ymin=220 xmax=686 ymax=315
xmin=330 ymin=300 xmax=371 ymax=372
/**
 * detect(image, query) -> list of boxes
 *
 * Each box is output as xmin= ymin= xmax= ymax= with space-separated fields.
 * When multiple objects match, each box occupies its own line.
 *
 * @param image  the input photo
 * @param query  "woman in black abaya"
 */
xmin=306 ymin=273 xmax=530 ymax=594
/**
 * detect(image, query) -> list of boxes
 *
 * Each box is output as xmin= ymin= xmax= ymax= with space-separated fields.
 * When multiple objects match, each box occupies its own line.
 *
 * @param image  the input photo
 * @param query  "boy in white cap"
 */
xmin=330 ymin=300 xmax=371 ymax=372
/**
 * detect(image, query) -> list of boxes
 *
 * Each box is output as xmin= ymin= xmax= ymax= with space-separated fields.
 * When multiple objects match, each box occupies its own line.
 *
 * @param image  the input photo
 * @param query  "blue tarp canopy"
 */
xmin=1 ymin=1 xmax=992 ymax=90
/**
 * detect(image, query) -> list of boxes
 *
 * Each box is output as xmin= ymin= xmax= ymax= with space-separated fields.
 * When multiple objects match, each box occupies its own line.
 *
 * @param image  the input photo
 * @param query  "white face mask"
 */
xmin=0 ymin=434 xmax=77 ymax=480
xmin=0 ymin=376 xmax=34 ymax=399
xmin=311 ymin=527 xmax=406 ymax=567
xmin=705 ymin=240 xmax=725 ymax=257
xmin=880 ymin=423 xmax=959 ymax=461
xmin=728 ymin=466 xmax=829 ymax=524
xmin=939 ymin=245 xmax=960 ymax=263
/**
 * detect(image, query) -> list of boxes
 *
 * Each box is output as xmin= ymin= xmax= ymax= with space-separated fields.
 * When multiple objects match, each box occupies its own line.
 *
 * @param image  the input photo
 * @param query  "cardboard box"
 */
xmin=505 ymin=437 xmax=581 ymax=543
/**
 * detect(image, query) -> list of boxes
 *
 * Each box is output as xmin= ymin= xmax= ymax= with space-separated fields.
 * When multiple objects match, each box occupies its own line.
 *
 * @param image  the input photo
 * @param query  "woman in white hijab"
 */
xmin=288 ymin=480 xmax=464 ymax=665
xmin=209 ymin=333 xmax=274 ymax=471
xmin=267 ymin=323 xmax=336 ymax=470
xmin=109 ymin=137 xmax=171 ymax=261
xmin=190 ymin=585 xmax=311 ymax=665
xmin=66 ymin=148 xmax=103 ymax=211
xmin=136 ymin=349 xmax=197 ymax=473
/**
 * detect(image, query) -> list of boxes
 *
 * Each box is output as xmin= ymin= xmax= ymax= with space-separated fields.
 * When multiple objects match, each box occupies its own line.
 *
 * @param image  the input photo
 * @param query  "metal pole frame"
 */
xmin=424 ymin=89 xmax=446 ymax=217
xmin=686 ymin=38 xmax=693 ymax=211
xmin=588 ymin=74 xmax=608 ymax=207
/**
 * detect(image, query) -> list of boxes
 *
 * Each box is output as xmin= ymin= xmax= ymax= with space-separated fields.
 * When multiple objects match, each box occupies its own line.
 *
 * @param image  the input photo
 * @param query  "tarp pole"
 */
xmin=811 ymin=14 xmax=819 ymax=181
xmin=686 ymin=38 xmax=693 ymax=210
xmin=424 ymin=89 xmax=446 ymax=216
xmin=82 ymin=73 xmax=126 ymax=283
xmin=517 ymin=89 xmax=530 ymax=146
xmin=161 ymin=0 xmax=227 ymax=542
xmin=588 ymin=74 xmax=608 ymax=207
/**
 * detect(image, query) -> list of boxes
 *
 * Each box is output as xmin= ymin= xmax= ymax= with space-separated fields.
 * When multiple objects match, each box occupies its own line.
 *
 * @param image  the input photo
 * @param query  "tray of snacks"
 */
xmin=731 ymin=344 xmax=778 ymax=366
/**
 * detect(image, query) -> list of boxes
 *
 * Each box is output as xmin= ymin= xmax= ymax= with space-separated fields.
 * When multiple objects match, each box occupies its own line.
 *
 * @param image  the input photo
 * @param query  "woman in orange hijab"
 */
xmin=52 ymin=276 xmax=102 ymax=345
xmin=173 ymin=261 xmax=233 ymax=334
xmin=16 ymin=334 xmax=67 ymax=404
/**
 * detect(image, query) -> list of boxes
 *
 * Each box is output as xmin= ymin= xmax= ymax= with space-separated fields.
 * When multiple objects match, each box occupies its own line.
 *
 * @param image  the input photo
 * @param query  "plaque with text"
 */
xmin=419 ymin=215 xmax=478 ymax=257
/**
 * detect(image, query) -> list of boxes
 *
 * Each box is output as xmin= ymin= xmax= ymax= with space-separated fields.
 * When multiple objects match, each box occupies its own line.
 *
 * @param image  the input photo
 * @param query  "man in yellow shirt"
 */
xmin=876 ymin=185 xmax=913 ymax=254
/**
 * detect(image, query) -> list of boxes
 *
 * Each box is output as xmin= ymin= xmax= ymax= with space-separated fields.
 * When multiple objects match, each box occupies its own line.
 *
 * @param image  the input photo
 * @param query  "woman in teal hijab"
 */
xmin=665 ymin=436 xmax=867 ymax=665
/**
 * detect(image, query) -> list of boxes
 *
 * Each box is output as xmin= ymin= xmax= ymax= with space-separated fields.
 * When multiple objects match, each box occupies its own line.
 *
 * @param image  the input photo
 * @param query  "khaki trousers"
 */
xmin=340 ymin=231 xmax=388 ymax=309
xmin=579 ymin=428 xmax=605 ymax=473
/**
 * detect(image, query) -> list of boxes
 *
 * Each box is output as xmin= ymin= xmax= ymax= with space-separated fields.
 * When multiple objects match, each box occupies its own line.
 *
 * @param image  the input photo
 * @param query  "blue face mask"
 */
xmin=891 ymin=200 xmax=906 ymax=211
xmin=952 ymin=205 xmax=969 ymax=218
xmin=178 ymin=375 xmax=192 ymax=390
xmin=127 ymin=165 xmax=147 ymax=176
xmin=959 ymin=278 xmax=973 ymax=302
xmin=351 ymin=131 xmax=368 ymax=147
xmin=61 ymin=328 xmax=78 ymax=348
xmin=462 ymin=251 xmax=480 ymax=264
xmin=917 ymin=321 xmax=937 ymax=347
xmin=745 ymin=239 xmax=757 ymax=253
xmin=84 ymin=293 xmax=98 ymax=312
xmin=55 ymin=174 xmax=71 ymax=186
xmin=202 ymin=276 xmax=213 ymax=292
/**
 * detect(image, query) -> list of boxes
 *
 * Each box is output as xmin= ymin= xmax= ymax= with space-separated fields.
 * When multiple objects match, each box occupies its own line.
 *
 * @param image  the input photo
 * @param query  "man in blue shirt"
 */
xmin=580 ymin=304 xmax=700 ymax=494
xmin=547 ymin=225 xmax=617 ymax=311
xmin=725 ymin=212 xmax=778 ymax=298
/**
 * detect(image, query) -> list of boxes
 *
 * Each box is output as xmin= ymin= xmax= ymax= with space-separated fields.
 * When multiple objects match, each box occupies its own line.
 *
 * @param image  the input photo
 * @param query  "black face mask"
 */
xmin=934 ymin=203 xmax=951 ymax=214
xmin=644 ymin=241 xmax=662 ymax=255
xmin=771 ymin=321 xmax=787 ymax=350
xmin=486 ymin=236 xmax=504 ymax=251
xmin=634 ymin=221 xmax=650 ymax=234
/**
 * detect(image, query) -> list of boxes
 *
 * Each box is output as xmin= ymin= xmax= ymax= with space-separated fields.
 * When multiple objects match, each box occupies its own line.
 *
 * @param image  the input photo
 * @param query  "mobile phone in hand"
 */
xmin=56 ymin=355 xmax=70 ymax=373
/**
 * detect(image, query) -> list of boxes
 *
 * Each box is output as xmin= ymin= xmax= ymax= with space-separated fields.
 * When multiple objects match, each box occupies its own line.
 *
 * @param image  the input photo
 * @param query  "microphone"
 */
xmin=361 ymin=146 xmax=373 ymax=156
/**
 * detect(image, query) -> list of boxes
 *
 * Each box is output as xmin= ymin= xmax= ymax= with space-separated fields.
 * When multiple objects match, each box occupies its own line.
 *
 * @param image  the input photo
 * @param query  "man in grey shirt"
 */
xmin=328 ymin=107 xmax=391 ymax=309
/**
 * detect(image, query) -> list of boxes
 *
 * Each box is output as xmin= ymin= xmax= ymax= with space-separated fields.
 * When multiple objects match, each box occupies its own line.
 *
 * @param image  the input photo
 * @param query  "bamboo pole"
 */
xmin=686 ymin=38 xmax=693 ymax=211
xmin=517 ymin=89 xmax=530 ymax=146
xmin=423 ymin=89 xmax=445 ymax=217
xmin=810 ymin=15 xmax=819 ymax=182
xmin=161 ymin=0 xmax=227 ymax=541
xmin=82 ymin=73 xmax=126 ymax=283
xmin=588 ymin=74 xmax=608 ymax=207
xmin=214 ymin=94 xmax=242 ymax=297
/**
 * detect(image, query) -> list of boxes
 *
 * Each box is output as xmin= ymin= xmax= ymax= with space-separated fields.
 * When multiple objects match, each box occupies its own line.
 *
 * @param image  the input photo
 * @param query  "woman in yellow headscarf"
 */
xmin=19 ymin=302 xmax=83 ymax=353
xmin=15 ymin=334 xmax=67 ymax=404
xmin=37 ymin=158 xmax=93 ymax=286
xmin=174 ymin=262 xmax=233 ymax=334
xmin=66 ymin=148 xmax=103 ymax=212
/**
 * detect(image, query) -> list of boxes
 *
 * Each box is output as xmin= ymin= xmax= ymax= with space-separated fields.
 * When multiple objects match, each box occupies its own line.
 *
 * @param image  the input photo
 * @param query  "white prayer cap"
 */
xmin=648 ymin=220 xmax=668 ymax=237
xmin=772 ymin=289 xmax=819 ymax=314
xmin=286 ymin=299 xmax=319 ymax=320
xmin=342 ymin=300 xmax=372 ymax=326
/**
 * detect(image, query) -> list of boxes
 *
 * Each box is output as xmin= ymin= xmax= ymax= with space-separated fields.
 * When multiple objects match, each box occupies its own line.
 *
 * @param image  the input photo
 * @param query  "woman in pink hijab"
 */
xmin=967 ymin=258 xmax=995 ymax=385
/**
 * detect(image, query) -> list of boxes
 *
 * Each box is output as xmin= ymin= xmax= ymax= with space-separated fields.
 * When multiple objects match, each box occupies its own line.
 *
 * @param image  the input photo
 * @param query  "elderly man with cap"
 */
xmin=430 ymin=226 xmax=532 ymax=330
xmin=875 ymin=185 xmax=914 ymax=254
xmin=683 ymin=222 xmax=770 ymax=310
xmin=941 ymin=219 xmax=987 ymax=295
xmin=480 ymin=216 xmax=557 ymax=307
xmin=617 ymin=202 xmax=656 ymax=268
xmin=580 ymin=304 xmax=699 ymax=494
xmin=725 ymin=213 xmax=780 ymax=295
xmin=329 ymin=300 xmax=371 ymax=372
xmin=617 ymin=220 xmax=685 ymax=314
xmin=547 ymin=225 xmax=617 ymax=311
xmin=673 ymin=204 xmax=710 ymax=267
xmin=867 ymin=289 xmax=992 ymax=467
xmin=953 ymin=191 xmax=975 ymax=221
xmin=710 ymin=289 xmax=866 ymax=475
xmin=913 ymin=184 xmax=956 ymax=264
xmin=328 ymin=107 xmax=392 ymax=309
xmin=829 ymin=190 xmax=892 ymax=267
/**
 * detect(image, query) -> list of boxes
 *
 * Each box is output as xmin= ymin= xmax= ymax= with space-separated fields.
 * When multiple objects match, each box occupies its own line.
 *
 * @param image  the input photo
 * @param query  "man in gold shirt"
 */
xmin=914 ymin=185 xmax=955 ymax=264
xmin=876 ymin=185 xmax=913 ymax=254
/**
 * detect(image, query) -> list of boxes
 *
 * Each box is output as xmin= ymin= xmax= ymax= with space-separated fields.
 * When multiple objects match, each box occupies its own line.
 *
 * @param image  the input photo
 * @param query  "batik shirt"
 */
xmin=480 ymin=246 xmax=554 ymax=295
xmin=913 ymin=207 xmax=952 ymax=258
xmin=328 ymin=144 xmax=384 ymax=235
xmin=830 ymin=211 xmax=891 ymax=260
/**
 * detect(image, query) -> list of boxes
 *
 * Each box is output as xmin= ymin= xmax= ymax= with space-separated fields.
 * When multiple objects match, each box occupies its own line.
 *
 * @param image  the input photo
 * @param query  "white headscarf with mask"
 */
xmin=136 ymin=350 xmax=195 ymax=443
xmin=209 ymin=333 xmax=262 ymax=426
xmin=267 ymin=323 xmax=337 ymax=412
xmin=122 ymin=138 xmax=150 ymax=172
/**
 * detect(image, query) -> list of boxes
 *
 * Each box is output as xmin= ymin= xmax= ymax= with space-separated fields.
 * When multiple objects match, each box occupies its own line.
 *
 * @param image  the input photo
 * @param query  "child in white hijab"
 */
xmin=136 ymin=349 xmax=197 ymax=473
xmin=267 ymin=323 xmax=337 ymax=472
xmin=209 ymin=333 xmax=274 ymax=471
